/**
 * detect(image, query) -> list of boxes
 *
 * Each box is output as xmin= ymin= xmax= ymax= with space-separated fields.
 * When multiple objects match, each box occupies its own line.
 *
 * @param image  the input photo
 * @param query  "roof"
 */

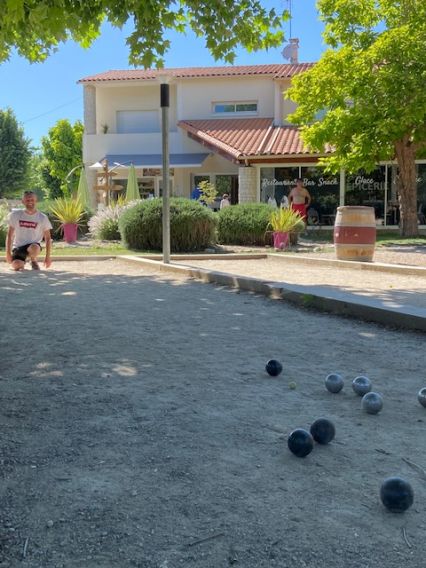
xmin=178 ymin=118 xmax=332 ymax=161
xmin=78 ymin=63 xmax=314 ymax=83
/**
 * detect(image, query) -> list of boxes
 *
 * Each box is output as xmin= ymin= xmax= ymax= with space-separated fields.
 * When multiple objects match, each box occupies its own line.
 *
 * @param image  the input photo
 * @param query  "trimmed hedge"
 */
xmin=217 ymin=203 xmax=272 ymax=246
xmin=119 ymin=197 xmax=217 ymax=252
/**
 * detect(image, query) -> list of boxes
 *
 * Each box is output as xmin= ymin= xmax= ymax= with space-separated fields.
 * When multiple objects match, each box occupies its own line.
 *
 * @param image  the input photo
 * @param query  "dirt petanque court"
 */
xmin=0 ymin=259 xmax=425 ymax=567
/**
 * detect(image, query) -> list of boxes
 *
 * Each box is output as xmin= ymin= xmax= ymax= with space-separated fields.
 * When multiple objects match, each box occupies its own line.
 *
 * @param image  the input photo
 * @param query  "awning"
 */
xmin=91 ymin=153 xmax=209 ymax=169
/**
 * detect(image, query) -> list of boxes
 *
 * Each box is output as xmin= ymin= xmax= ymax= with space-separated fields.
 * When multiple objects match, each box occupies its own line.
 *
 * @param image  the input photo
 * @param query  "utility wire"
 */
xmin=23 ymin=96 xmax=82 ymax=124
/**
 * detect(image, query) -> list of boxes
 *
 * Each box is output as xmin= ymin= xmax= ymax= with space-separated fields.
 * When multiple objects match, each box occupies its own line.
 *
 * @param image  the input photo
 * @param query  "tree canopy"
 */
xmin=0 ymin=0 xmax=287 ymax=67
xmin=288 ymin=0 xmax=426 ymax=235
xmin=0 ymin=108 xmax=31 ymax=198
xmin=40 ymin=119 xmax=84 ymax=199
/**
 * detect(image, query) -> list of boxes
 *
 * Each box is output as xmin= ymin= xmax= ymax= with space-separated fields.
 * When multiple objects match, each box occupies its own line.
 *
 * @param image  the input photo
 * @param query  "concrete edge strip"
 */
xmin=0 ymin=255 xmax=119 ymax=262
xmin=120 ymin=256 xmax=426 ymax=333
xmin=267 ymin=253 xmax=426 ymax=277
xmin=0 ymin=253 xmax=266 ymax=262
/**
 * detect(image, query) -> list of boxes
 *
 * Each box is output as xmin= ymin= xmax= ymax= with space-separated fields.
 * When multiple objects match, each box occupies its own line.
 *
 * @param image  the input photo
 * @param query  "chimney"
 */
xmin=281 ymin=38 xmax=299 ymax=64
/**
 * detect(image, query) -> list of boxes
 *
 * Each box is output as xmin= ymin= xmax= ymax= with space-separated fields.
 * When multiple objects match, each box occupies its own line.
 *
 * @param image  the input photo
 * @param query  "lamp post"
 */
xmin=159 ymin=76 xmax=171 ymax=263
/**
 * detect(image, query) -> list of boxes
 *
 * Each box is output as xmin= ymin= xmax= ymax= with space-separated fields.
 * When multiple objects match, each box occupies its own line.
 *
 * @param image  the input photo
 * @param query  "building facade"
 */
xmin=79 ymin=64 xmax=426 ymax=225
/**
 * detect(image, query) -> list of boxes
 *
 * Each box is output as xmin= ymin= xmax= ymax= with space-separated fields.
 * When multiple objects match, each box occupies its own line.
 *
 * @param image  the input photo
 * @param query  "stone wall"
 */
xmin=238 ymin=166 xmax=257 ymax=203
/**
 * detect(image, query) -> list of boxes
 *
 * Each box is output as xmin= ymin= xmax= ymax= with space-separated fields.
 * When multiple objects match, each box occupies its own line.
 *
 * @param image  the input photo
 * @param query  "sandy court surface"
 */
xmin=0 ymin=259 xmax=425 ymax=567
xmin=181 ymin=256 xmax=426 ymax=310
xmin=304 ymin=245 xmax=426 ymax=267
xmin=222 ymin=242 xmax=426 ymax=268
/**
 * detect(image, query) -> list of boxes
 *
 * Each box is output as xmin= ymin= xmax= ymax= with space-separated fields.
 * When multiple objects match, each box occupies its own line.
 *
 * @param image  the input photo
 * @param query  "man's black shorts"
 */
xmin=12 ymin=243 xmax=42 ymax=262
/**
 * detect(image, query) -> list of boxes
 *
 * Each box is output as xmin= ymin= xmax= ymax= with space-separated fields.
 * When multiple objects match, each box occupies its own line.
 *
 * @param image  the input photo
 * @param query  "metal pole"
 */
xmin=384 ymin=165 xmax=388 ymax=227
xmin=161 ymin=82 xmax=171 ymax=263
xmin=339 ymin=168 xmax=345 ymax=206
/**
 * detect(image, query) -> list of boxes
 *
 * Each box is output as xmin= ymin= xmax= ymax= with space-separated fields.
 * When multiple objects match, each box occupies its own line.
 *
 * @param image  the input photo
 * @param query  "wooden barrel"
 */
xmin=333 ymin=206 xmax=376 ymax=262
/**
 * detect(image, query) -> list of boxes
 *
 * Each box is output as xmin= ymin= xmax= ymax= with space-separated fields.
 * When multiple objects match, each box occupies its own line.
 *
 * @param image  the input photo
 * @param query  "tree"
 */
xmin=198 ymin=180 xmax=218 ymax=206
xmin=25 ymin=151 xmax=45 ymax=198
xmin=40 ymin=119 xmax=84 ymax=199
xmin=0 ymin=1 xmax=287 ymax=68
xmin=0 ymin=108 xmax=31 ymax=197
xmin=288 ymin=0 xmax=426 ymax=236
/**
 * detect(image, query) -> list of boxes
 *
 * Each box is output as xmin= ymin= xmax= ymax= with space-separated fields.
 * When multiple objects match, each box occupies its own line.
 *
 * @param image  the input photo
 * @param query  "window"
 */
xmin=116 ymin=110 xmax=160 ymax=133
xmin=213 ymin=101 xmax=257 ymax=115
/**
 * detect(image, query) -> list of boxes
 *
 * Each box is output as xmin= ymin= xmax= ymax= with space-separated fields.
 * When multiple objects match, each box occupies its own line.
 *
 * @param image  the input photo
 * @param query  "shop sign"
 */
xmin=261 ymin=178 xmax=297 ymax=189
xmin=261 ymin=176 xmax=338 ymax=189
xmin=303 ymin=176 xmax=339 ymax=188
xmin=353 ymin=175 xmax=385 ymax=191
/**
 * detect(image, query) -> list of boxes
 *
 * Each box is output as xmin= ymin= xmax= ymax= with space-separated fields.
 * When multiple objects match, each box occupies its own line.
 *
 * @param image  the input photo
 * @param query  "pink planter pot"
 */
xmin=63 ymin=223 xmax=78 ymax=243
xmin=273 ymin=231 xmax=289 ymax=250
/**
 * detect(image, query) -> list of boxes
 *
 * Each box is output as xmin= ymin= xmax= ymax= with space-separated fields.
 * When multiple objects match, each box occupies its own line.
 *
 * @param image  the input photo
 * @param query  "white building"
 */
xmin=79 ymin=63 xmax=426 ymax=225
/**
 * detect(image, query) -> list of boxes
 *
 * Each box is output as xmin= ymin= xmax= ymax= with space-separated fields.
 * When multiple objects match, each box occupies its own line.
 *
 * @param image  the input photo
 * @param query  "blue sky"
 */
xmin=0 ymin=1 xmax=325 ymax=148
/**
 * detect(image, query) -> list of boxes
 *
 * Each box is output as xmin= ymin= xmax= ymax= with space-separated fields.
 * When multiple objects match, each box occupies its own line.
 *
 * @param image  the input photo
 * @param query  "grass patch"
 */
xmin=0 ymin=242 xmax=157 ymax=257
xmin=303 ymin=229 xmax=426 ymax=247
xmin=375 ymin=233 xmax=426 ymax=246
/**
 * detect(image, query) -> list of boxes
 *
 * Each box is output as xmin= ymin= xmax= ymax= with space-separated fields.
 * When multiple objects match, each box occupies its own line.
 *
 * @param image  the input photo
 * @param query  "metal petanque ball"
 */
xmin=380 ymin=477 xmax=414 ymax=513
xmin=325 ymin=373 xmax=344 ymax=393
xmin=265 ymin=359 xmax=283 ymax=377
xmin=287 ymin=429 xmax=314 ymax=458
xmin=362 ymin=392 xmax=383 ymax=414
xmin=310 ymin=418 xmax=336 ymax=445
xmin=352 ymin=375 xmax=372 ymax=396
xmin=418 ymin=387 xmax=426 ymax=408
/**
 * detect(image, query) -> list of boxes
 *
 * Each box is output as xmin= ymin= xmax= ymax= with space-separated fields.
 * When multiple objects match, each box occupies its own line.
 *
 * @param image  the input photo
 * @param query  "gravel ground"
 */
xmin=0 ymin=259 xmax=425 ymax=567
xmin=304 ymin=245 xmax=426 ymax=268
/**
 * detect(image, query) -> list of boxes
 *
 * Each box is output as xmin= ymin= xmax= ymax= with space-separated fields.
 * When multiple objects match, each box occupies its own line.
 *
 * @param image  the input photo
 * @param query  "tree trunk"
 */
xmin=394 ymin=137 xmax=418 ymax=237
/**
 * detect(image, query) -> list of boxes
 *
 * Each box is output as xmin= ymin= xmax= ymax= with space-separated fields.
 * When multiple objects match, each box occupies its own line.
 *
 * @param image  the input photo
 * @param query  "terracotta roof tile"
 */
xmin=178 ymin=118 xmax=331 ymax=160
xmin=79 ymin=63 xmax=313 ymax=83
xmin=178 ymin=118 xmax=274 ymax=159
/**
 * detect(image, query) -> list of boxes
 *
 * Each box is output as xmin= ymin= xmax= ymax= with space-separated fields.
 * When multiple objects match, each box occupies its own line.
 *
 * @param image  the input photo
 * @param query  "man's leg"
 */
xmin=11 ymin=259 xmax=25 ymax=271
xmin=27 ymin=243 xmax=41 ymax=270
xmin=11 ymin=246 xmax=28 ymax=271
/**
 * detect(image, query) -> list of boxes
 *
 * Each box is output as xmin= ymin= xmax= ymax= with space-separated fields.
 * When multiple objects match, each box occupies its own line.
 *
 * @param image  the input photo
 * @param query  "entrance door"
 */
xmin=216 ymin=174 xmax=239 ymax=204
xmin=139 ymin=177 xmax=155 ymax=199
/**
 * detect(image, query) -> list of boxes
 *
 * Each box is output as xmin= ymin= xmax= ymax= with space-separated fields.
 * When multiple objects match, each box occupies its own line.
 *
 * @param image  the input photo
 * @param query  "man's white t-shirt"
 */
xmin=7 ymin=209 xmax=52 ymax=248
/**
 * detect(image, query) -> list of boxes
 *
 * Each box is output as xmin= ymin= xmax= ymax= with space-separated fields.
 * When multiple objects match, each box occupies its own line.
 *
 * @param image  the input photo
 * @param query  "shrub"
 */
xmin=217 ymin=203 xmax=272 ymax=245
xmin=89 ymin=204 xmax=125 ymax=240
xmin=90 ymin=210 xmax=120 ymax=240
xmin=88 ymin=201 xmax=141 ymax=241
xmin=0 ymin=203 xmax=8 ymax=247
xmin=119 ymin=198 xmax=217 ymax=252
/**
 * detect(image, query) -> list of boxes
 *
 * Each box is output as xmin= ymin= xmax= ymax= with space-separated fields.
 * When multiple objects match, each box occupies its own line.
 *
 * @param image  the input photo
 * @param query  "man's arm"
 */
xmin=305 ymin=189 xmax=312 ymax=206
xmin=5 ymin=226 xmax=14 ymax=264
xmin=44 ymin=229 xmax=52 ymax=268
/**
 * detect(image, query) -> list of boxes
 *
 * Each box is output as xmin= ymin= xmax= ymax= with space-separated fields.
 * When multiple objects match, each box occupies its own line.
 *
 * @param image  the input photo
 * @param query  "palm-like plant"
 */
xmin=268 ymin=207 xmax=304 ymax=233
xmin=49 ymin=197 xmax=85 ymax=226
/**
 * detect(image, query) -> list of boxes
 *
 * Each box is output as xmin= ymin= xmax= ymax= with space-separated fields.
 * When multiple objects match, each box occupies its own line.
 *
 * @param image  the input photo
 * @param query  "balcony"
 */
xmin=83 ymin=132 xmax=202 ymax=163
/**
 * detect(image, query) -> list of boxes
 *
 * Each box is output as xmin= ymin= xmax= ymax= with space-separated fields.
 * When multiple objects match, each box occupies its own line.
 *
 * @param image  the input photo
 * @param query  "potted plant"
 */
xmin=268 ymin=208 xmax=304 ymax=250
xmin=49 ymin=198 xmax=85 ymax=243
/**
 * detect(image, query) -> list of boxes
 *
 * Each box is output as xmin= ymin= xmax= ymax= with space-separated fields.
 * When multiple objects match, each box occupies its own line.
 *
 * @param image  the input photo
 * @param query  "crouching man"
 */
xmin=6 ymin=190 xmax=52 ymax=271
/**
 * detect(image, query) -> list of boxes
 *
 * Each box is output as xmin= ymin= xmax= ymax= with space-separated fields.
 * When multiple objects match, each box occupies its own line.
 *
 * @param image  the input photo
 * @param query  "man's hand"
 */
xmin=6 ymin=251 xmax=12 ymax=264
xmin=44 ymin=257 xmax=52 ymax=268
